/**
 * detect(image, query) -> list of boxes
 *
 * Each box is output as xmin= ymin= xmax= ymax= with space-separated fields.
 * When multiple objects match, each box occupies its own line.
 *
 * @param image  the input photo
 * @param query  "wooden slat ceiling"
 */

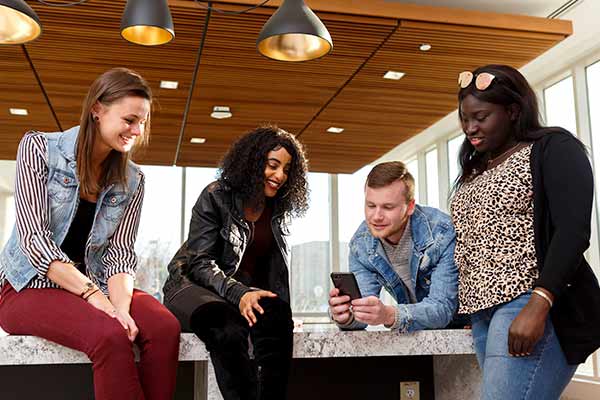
xmin=0 ymin=0 xmax=571 ymax=173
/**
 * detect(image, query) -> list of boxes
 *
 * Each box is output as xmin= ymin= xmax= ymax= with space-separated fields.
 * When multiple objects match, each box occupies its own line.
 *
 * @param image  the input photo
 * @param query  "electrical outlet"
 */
xmin=400 ymin=381 xmax=420 ymax=400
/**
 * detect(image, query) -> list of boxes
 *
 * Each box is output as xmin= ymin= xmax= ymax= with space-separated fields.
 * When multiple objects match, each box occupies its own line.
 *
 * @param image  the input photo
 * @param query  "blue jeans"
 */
xmin=471 ymin=293 xmax=577 ymax=400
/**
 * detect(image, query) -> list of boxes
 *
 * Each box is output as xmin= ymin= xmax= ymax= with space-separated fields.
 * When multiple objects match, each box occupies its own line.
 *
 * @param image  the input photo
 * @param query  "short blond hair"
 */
xmin=366 ymin=161 xmax=415 ymax=202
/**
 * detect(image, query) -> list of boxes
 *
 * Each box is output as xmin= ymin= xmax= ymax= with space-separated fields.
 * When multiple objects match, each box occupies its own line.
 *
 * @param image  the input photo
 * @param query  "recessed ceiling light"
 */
xmin=160 ymin=80 xmax=179 ymax=89
xmin=211 ymin=106 xmax=232 ymax=119
xmin=383 ymin=71 xmax=405 ymax=80
xmin=419 ymin=43 xmax=432 ymax=51
xmin=190 ymin=138 xmax=206 ymax=144
xmin=9 ymin=108 xmax=28 ymax=116
xmin=327 ymin=127 xmax=344 ymax=134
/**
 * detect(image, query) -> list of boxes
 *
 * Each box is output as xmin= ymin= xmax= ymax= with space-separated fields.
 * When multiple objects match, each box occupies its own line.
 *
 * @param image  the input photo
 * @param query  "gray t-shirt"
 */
xmin=381 ymin=220 xmax=417 ymax=303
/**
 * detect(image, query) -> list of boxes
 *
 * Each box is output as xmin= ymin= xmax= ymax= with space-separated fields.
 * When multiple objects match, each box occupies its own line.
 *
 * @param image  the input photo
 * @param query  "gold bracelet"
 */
xmin=533 ymin=288 xmax=553 ymax=308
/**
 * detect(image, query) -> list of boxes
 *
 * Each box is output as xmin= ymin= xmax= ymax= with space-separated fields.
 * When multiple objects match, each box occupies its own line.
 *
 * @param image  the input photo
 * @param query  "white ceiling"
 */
xmin=384 ymin=0 xmax=574 ymax=17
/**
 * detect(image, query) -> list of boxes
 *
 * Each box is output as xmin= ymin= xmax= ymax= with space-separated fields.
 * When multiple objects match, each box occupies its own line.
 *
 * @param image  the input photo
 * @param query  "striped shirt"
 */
xmin=0 ymin=132 xmax=145 ymax=294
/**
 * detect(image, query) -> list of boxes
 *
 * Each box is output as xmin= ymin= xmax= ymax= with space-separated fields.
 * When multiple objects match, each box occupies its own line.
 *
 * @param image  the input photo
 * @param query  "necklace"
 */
xmin=487 ymin=142 xmax=521 ymax=165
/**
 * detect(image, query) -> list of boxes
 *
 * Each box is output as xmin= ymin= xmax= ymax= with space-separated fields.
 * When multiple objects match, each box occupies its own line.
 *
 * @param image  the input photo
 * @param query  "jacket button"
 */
xmin=63 ymin=177 xmax=70 ymax=184
xmin=110 ymin=197 xmax=117 ymax=204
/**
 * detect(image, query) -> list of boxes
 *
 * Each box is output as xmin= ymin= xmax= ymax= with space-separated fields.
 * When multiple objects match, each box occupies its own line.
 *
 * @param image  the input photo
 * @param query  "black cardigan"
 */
xmin=531 ymin=128 xmax=600 ymax=364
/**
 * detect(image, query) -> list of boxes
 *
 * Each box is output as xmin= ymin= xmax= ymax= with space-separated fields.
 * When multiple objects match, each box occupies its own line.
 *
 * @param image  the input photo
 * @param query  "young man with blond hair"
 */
xmin=329 ymin=161 xmax=458 ymax=331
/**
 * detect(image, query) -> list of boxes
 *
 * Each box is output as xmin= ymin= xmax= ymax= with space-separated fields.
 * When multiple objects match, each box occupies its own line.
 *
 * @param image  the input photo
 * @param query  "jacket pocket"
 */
xmin=48 ymin=170 xmax=78 ymax=203
xmin=99 ymin=192 xmax=129 ymax=222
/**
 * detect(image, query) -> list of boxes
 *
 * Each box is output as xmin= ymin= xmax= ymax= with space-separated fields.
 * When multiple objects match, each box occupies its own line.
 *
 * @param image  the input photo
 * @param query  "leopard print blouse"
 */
xmin=450 ymin=145 xmax=538 ymax=314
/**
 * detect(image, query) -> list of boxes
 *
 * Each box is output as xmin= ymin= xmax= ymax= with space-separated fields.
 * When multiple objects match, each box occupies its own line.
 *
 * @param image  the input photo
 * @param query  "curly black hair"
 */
xmin=218 ymin=125 xmax=309 ymax=219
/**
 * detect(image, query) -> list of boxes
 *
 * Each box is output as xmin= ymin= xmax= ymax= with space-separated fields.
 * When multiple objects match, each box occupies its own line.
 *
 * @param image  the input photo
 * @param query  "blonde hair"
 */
xmin=366 ymin=161 xmax=415 ymax=202
xmin=77 ymin=67 xmax=152 ymax=196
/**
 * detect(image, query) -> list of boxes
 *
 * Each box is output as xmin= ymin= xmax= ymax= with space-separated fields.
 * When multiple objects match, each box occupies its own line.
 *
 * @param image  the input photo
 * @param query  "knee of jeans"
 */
xmin=191 ymin=303 xmax=247 ymax=352
xmin=208 ymin=323 xmax=248 ymax=353
xmin=146 ymin=310 xmax=182 ymax=344
xmin=257 ymin=298 xmax=292 ymax=330
xmin=90 ymin=322 xmax=132 ymax=355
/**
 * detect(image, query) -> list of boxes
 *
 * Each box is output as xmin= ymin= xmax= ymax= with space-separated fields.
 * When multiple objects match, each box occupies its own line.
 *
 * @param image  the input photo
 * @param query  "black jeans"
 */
xmin=190 ymin=296 xmax=293 ymax=400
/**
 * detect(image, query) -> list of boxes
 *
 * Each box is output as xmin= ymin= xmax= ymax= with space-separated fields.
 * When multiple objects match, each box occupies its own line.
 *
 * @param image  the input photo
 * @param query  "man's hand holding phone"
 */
xmin=329 ymin=272 xmax=363 ymax=325
xmin=328 ymin=287 xmax=353 ymax=324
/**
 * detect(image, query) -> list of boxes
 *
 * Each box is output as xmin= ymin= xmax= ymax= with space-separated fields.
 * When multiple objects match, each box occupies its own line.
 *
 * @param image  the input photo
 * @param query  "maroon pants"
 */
xmin=0 ymin=283 xmax=181 ymax=400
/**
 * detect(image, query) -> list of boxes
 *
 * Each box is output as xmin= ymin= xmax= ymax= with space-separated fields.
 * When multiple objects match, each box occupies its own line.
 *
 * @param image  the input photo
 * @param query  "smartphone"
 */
xmin=330 ymin=272 xmax=362 ymax=300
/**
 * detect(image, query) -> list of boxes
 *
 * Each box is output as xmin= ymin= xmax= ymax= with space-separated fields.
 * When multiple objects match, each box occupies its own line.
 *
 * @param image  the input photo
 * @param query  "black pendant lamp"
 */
xmin=0 ymin=0 xmax=42 ymax=44
xmin=121 ymin=0 xmax=174 ymax=46
xmin=257 ymin=0 xmax=332 ymax=62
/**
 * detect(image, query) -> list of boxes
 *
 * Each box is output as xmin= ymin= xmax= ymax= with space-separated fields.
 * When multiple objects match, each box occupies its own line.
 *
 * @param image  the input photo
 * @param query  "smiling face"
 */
xmin=459 ymin=94 xmax=518 ymax=157
xmin=92 ymin=95 xmax=150 ymax=155
xmin=364 ymin=179 xmax=415 ymax=244
xmin=264 ymin=146 xmax=292 ymax=197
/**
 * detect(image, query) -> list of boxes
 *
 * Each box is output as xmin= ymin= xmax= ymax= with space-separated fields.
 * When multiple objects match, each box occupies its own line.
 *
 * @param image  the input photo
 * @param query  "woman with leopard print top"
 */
xmin=450 ymin=64 xmax=600 ymax=400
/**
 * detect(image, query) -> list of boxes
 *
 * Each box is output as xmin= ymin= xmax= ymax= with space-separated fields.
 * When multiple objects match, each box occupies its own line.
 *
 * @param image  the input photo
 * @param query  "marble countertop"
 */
xmin=0 ymin=324 xmax=474 ymax=365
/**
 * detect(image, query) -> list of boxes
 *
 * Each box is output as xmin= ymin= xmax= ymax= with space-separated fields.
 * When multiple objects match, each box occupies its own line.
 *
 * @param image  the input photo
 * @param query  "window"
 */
xmin=289 ymin=173 xmax=331 ymax=314
xmin=447 ymin=134 xmax=464 ymax=188
xmin=425 ymin=148 xmax=439 ymax=208
xmin=338 ymin=165 xmax=371 ymax=272
xmin=406 ymin=158 xmax=420 ymax=204
xmin=544 ymin=76 xmax=578 ymax=135
xmin=586 ymin=61 xmax=600 ymax=210
xmin=183 ymin=167 xmax=219 ymax=238
xmin=0 ymin=161 xmax=16 ymax=248
xmin=134 ymin=165 xmax=183 ymax=299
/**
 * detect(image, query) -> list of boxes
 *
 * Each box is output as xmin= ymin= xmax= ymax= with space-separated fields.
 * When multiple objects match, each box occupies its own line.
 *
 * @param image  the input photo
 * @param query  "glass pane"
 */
xmin=289 ymin=173 xmax=330 ymax=314
xmin=447 ymin=134 xmax=464 ymax=188
xmin=544 ymin=76 xmax=578 ymax=135
xmin=0 ymin=160 xmax=16 ymax=249
xmin=338 ymin=165 xmax=371 ymax=272
xmin=575 ymin=354 xmax=595 ymax=377
xmin=134 ymin=165 xmax=183 ymax=300
xmin=426 ymin=148 xmax=439 ymax=208
xmin=586 ymin=61 xmax=600 ymax=214
xmin=183 ymin=167 xmax=219 ymax=238
xmin=406 ymin=158 xmax=420 ymax=204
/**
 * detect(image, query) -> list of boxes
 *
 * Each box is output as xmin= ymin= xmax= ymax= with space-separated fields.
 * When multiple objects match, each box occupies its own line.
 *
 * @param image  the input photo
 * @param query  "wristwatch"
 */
xmin=80 ymin=281 xmax=95 ymax=298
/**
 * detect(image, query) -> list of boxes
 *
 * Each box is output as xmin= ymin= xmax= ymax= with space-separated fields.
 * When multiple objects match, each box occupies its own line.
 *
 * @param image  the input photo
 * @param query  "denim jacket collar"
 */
xmin=56 ymin=126 xmax=80 ymax=162
xmin=410 ymin=206 xmax=435 ymax=251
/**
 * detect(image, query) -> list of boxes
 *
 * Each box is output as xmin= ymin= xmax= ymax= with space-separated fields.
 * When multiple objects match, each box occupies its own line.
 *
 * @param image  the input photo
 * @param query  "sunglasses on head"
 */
xmin=458 ymin=71 xmax=496 ymax=90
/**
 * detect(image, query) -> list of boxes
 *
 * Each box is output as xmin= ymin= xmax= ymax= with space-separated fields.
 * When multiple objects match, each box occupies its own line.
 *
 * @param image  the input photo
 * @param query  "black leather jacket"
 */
xmin=163 ymin=181 xmax=291 ymax=306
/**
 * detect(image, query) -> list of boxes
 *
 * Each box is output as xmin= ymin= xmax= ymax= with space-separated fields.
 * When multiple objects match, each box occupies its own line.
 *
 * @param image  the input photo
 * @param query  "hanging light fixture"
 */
xmin=121 ymin=0 xmax=174 ymax=46
xmin=256 ymin=0 xmax=332 ymax=62
xmin=0 ymin=0 xmax=42 ymax=44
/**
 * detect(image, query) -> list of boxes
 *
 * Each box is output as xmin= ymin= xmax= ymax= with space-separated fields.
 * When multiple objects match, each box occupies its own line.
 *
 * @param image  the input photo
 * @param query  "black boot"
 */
xmin=191 ymin=302 xmax=256 ymax=400
xmin=251 ymin=298 xmax=294 ymax=400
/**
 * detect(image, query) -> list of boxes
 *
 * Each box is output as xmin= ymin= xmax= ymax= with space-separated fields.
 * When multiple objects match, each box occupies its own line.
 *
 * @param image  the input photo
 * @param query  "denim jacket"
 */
xmin=342 ymin=205 xmax=458 ymax=332
xmin=0 ymin=126 xmax=143 ymax=293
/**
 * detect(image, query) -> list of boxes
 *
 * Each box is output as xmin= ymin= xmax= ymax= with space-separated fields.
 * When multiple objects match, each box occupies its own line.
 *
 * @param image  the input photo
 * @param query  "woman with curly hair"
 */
xmin=163 ymin=125 xmax=309 ymax=400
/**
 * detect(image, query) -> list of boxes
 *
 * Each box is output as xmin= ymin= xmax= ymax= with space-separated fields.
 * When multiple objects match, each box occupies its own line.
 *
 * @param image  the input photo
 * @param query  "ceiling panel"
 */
xmin=0 ymin=45 xmax=57 ymax=158
xmin=177 ymin=12 xmax=397 ymax=166
xmin=0 ymin=0 xmax=570 ymax=173
xmin=300 ymin=20 xmax=566 ymax=172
